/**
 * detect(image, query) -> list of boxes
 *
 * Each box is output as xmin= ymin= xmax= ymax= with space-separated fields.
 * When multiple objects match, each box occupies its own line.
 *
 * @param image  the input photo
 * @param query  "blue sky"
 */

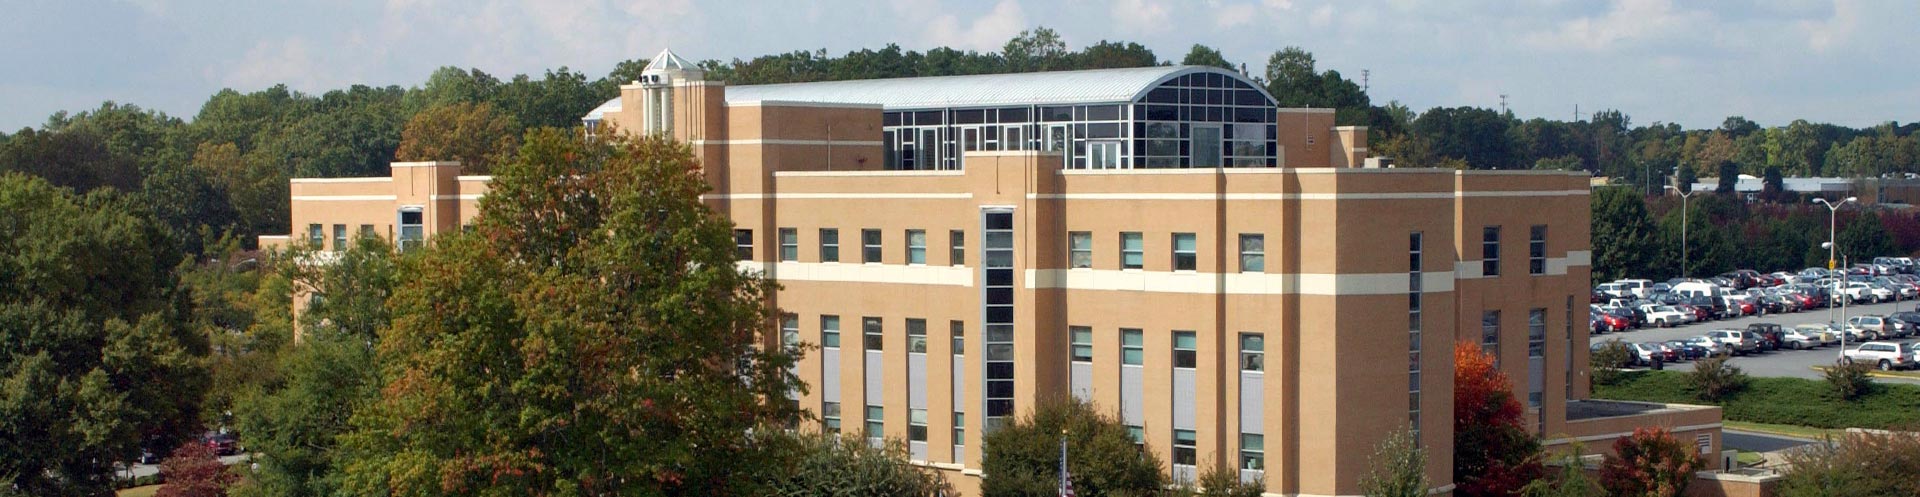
xmin=3 ymin=0 xmax=1913 ymax=130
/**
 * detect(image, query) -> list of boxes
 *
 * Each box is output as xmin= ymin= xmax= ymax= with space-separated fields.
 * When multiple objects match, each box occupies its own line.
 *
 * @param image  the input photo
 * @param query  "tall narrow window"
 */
xmin=823 ymin=402 xmax=841 ymax=432
xmin=952 ymin=412 xmax=966 ymax=447
xmin=1173 ymin=429 xmax=1197 ymax=467
xmin=307 ymin=224 xmax=324 ymax=249
xmin=1566 ymin=296 xmax=1576 ymax=399
xmin=778 ymin=228 xmax=798 ymax=262
xmin=950 ymin=230 xmax=965 ymax=266
xmin=1122 ymin=329 xmax=1144 ymax=365
xmin=332 ymin=224 xmax=347 ymax=251
xmin=1482 ymin=310 xmax=1501 ymax=365
xmin=1528 ymin=308 xmax=1547 ymax=409
xmin=909 ymin=409 xmax=928 ymax=442
xmin=863 ymin=317 xmax=884 ymax=351
xmin=1240 ymin=333 xmax=1264 ymax=372
xmin=951 ymin=320 xmax=964 ymax=355
xmin=1239 ymin=234 xmax=1265 ymax=272
xmin=1070 ymin=326 xmax=1093 ymax=362
xmin=397 ymin=209 xmax=423 ymax=252
xmin=780 ymin=314 xmax=800 ymax=352
xmin=983 ymin=210 xmax=1016 ymax=429
xmin=1529 ymin=225 xmax=1547 ymax=275
xmin=820 ymin=228 xmax=840 ymax=262
xmin=907 ymin=318 xmax=928 ymax=353
xmin=1482 ymin=226 xmax=1501 ymax=277
xmin=862 ymin=229 xmax=883 ymax=263
xmin=1240 ymin=434 xmax=1265 ymax=470
xmin=866 ymin=406 xmax=884 ymax=441
xmin=1069 ymin=231 xmax=1093 ymax=269
xmin=1173 ymin=233 xmax=1197 ymax=271
xmin=906 ymin=229 xmax=927 ymax=265
xmin=1409 ymin=232 xmax=1424 ymax=440
xmin=357 ymin=224 xmax=375 ymax=240
xmin=1120 ymin=232 xmax=1144 ymax=269
xmin=821 ymin=315 xmax=841 ymax=348
xmin=733 ymin=229 xmax=754 ymax=260
xmin=1174 ymin=331 xmax=1197 ymax=369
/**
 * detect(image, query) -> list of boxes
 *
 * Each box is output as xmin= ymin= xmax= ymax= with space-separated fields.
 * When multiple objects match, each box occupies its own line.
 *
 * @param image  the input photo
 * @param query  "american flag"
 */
xmin=1059 ymin=432 xmax=1075 ymax=497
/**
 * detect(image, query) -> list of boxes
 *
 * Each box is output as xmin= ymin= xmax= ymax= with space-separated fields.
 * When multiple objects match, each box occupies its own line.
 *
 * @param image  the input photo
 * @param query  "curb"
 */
xmin=1808 ymin=365 xmax=1920 ymax=380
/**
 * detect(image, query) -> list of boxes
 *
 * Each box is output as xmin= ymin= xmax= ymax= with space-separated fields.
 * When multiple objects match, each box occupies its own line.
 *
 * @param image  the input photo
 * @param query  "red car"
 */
xmin=1679 ymin=304 xmax=1711 ymax=322
xmin=201 ymin=432 xmax=239 ymax=456
xmin=1601 ymin=312 xmax=1632 ymax=331
xmin=1736 ymin=301 xmax=1758 ymax=315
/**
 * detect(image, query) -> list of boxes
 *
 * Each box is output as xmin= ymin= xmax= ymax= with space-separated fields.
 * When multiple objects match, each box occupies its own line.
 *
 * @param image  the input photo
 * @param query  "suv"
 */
xmin=1641 ymin=304 xmax=1691 ymax=327
xmin=1707 ymin=329 xmax=1758 ymax=356
xmin=1844 ymin=341 xmax=1918 ymax=371
xmin=1746 ymin=323 xmax=1785 ymax=351
xmin=1846 ymin=315 xmax=1897 ymax=340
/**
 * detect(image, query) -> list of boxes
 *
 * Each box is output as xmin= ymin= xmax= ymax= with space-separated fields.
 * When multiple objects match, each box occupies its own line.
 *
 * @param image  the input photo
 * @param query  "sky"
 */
xmin=3 ymin=0 xmax=1915 ymax=131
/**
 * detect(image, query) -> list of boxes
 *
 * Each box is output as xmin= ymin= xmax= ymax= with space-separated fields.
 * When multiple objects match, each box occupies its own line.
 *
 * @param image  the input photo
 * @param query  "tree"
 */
xmin=1823 ymin=359 xmax=1873 ymax=401
xmin=1003 ymin=27 xmax=1069 ymax=73
xmin=1190 ymin=462 xmax=1263 ymax=497
xmin=1264 ymin=47 xmax=1319 ymax=107
xmin=1674 ymin=164 xmax=1697 ymax=194
xmin=1358 ymin=429 xmax=1427 ymax=497
xmin=394 ymin=101 xmax=521 ymax=174
xmin=1776 ymin=430 xmax=1920 ymax=497
xmin=1590 ymin=187 xmax=1661 ymax=282
xmin=1519 ymin=443 xmax=1603 ymax=497
xmin=1454 ymin=342 xmax=1543 ymax=497
xmin=1686 ymin=356 xmax=1748 ymax=402
xmin=1181 ymin=44 xmax=1235 ymax=70
xmin=759 ymin=432 xmax=951 ymax=496
xmin=0 ymin=173 xmax=208 ymax=496
xmin=1598 ymin=427 xmax=1702 ymax=497
xmin=1074 ymin=40 xmax=1159 ymax=69
xmin=1837 ymin=210 xmax=1896 ymax=262
xmin=1715 ymin=160 xmax=1739 ymax=194
xmin=336 ymin=129 xmax=801 ymax=495
xmin=1762 ymin=166 xmax=1785 ymax=200
xmin=1413 ymin=107 xmax=1513 ymax=169
xmin=982 ymin=397 xmax=1166 ymax=496
xmin=156 ymin=442 xmax=240 ymax=497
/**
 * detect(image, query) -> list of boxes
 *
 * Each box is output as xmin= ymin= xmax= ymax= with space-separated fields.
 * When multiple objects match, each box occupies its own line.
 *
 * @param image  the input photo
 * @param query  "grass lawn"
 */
xmin=1592 ymin=370 xmax=1920 ymax=429
xmin=117 ymin=484 xmax=160 ymax=497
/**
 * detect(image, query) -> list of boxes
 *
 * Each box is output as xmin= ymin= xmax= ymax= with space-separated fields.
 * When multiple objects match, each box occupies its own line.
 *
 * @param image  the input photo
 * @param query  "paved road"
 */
xmin=1596 ymin=297 xmax=1920 ymax=382
xmin=1722 ymin=429 xmax=1821 ymax=453
xmin=120 ymin=454 xmax=251 ymax=479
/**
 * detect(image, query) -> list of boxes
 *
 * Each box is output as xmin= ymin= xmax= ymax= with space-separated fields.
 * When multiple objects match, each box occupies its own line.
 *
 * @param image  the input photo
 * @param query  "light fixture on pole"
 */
xmin=1816 ymin=195 xmax=1858 ymax=359
xmin=1666 ymin=185 xmax=1698 ymax=279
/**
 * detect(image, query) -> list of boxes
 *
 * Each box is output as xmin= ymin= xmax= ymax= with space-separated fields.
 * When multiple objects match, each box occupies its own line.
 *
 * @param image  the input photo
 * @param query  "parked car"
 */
xmin=1746 ymin=323 xmax=1785 ymax=351
xmin=1664 ymin=340 xmax=1710 ymax=360
xmin=1843 ymin=341 xmax=1918 ymax=371
xmin=1681 ymin=336 xmax=1732 ymax=357
xmin=1707 ymin=329 xmax=1759 ymax=355
xmin=201 ymin=431 xmax=239 ymax=456
xmin=1780 ymin=327 xmax=1822 ymax=350
xmin=1641 ymin=305 xmax=1691 ymax=327
xmin=1794 ymin=324 xmax=1840 ymax=347
xmin=1847 ymin=315 xmax=1897 ymax=341
xmin=1628 ymin=342 xmax=1667 ymax=368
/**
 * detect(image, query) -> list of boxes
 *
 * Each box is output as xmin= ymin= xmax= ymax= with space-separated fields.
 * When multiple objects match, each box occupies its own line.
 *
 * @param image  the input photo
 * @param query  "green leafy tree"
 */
xmin=1762 ymin=166 xmax=1785 ymax=200
xmin=759 ymin=432 xmax=951 ymax=496
xmin=1598 ymin=427 xmax=1702 ymax=497
xmin=1003 ymin=27 xmax=1069 ymax=73
xmin=1188 ymin=462 xmax=1263 ymax=497
xmin=1358 ymin=429 xmax=1427 ymax=497
xmin=0 ymin=173 xmax=208 ymax=496
xmin=1590 ymin=187 xmax=1661 ymax=282
xmin=1837 ymin=210 xmax=1895 ymax=262
xmin=1823 ymin=359 xmax=1873 ymax=401
xmin=394 ymin=101 xmax=521 ymax=175
xmin=1264 ymin=47 xmax=1320 ymax=107
xmin=1776 ymin=430 xmax=1920 ymax=497
xmin=1674 ymin=163 xmax=1697 ymax=194
xmin=1181 ymin=44 xmax=1235 ymax=70
xmin=982 ymin=397 xmax=1166 ymax=496
xmin=336 ymin=129 xmax=801 ymax=495
xmin=1074 ymin=40 xmax=1159 ymax=69
xmin=1519 ymin=443 xmax=1603 ymax=497
xmin=1715 ymin=160 xmax=1739 ymax=194
xmin=1413 ymin=107 xmax=1513 ymax=169
xmin=1686 ymin=356 xmax=1748 ymax=402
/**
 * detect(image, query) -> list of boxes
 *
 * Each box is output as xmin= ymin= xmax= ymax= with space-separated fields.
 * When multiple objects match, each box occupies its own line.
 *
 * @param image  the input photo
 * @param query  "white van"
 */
xmin=1595 ymin=282 xmax=1631 ymax=299
xmin=1672 ymin=281 xmax=1724 ymax=300
xmin=1617 ymin=279 xmax=1653 ymax=298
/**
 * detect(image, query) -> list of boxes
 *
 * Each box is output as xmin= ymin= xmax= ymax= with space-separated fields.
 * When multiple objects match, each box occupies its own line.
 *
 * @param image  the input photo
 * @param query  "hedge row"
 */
xmin=1591 ymin=371 xmax=1920 ymax=429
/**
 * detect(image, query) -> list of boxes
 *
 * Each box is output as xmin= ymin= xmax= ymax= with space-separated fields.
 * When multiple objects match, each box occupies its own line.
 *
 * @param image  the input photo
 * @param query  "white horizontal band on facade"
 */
xmin=1025 ymin=192 xmax=1455 ymax=201
xmin=1262 ymin=483 xmax=1454 ymax=497
xmin=1455 ymin=251 xmax=1592 ymax=279
xmin=774 ymin=169 xmax=967 ymax=177
xmin=291 ymin=195 xmax=399 ymax=201
xmin=455 ymin=175 xmax=493 ymax=182
xmin=1542 ymin=422 xmax=1723 ymax=445
xmin=687 ymin=139 xmax=885 ymax=146
xmin=1025 ymin=269 xmax=1458 ymax=296
xmin=736 ymin=261 xmax=975 ymax=286
xmin=389 ymin=162 xmax=459 ymax=168
xmin=1457 ymin=189 xmax=1590 ymax=198
xmin=703 ymin=193 xmax=973 ymax=200
xmin=289 ymin=177 xmax=391 ymax=184
xmin=429 ymin=194 xmax=485 ymax=200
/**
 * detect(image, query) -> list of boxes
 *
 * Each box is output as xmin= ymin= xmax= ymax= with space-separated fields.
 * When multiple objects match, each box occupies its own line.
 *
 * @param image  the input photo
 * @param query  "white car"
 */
xmin=1780 ymin=328 xmax=1822 ymax=350
xmin=1682 ymin=336 xmax=1731 ymax=357
xmin=1840 ymin=282 xmax=1893 ymax=304
xmin=1640 ymin=305 xmax=1690 ymax=327
xmin=1843 ymin=341 xmax=1917 ymax=371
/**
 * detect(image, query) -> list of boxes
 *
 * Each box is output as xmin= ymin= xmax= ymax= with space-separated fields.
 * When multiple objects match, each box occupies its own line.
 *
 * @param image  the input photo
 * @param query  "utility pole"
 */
xmin=1499 ymin=94 xmax=1509 ymax=115
xmin=1361 ymin=69 xmax=1370 ymax=94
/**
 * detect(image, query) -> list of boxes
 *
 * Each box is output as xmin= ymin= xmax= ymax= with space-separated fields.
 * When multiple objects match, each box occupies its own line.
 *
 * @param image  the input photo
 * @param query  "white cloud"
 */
xmin=1797 ymin=0 xmax=1860 ymax=52
xmin=1522 ymin=0 xmax=1708 ymax=52
xmin=1262 ymin=0 xmax=1294 ymax=11
xmin=1212 ymin=1 xmax=1257 ymax=28
xmin=924 ymin=0 xmax=1028 ymax=52
xmin=1307 ymin=4 xmax=1333 ymax=28
xmin=219 ymin=38 xmax=344 ymax=90
xmin=1112 ymin=0 xmax=1170 ymax=33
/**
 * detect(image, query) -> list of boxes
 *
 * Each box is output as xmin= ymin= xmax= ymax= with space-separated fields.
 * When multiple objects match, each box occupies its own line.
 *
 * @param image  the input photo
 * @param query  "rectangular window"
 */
xmin=1173 ymin=233 xmax=1197 ymax=271
xmin=1069 ymin=231 xmax=1093 ymax=269
xmin=953 ymin=412 xmax=966 ymax=446
xmin=866 ymin=406 xmax=884 ymax=440
xmin=1482 ymin=310 xmax=1501 ymax=363
xmin=863 ymin=317 xmax=884 ymax=351
xmin=950 ymin=230 xmax=965 ymax=266
xmin=1122 ymin=329 xmax=1144 ymax=365
xmin=1409 ymin=232 xmax=1424 ymax=441
xmin=308 ymin=224 xmax=324 ymax=249
xmin=820 ymin=228 xmax=840 ymax=262
xmin=1529 ymin=225 xmax=1547 ymax=275
xmin=862 ymin=229 xmax=883 ymax=263
xmin=909 ymin=408 xmax=928 ymax=442
xmin=907 ymin=318 xmax=928 ymax=353
xmin=1127 ymin=425 xmax=1145 ymax=447
xmin=1482 ymin=226 xmax=1501 ymax=277
xmin=1121 ymin=232 xmax=1144 ymax=269
xmin=823 ymin=401 xmax=842 ymax=432
xmin=780 ymin=314 xmax=800 ymax=352
xmin=1240 ymin=333 xmax=1265 ymax=372
xmin=1174 ymin=331 xmax=1197 ymax=369
xmin=983 ymin=210 xmax=1017 ymax=428
xmin=1566 ymin=296 xmax=1576 ymax=399
xmin=821 ymin=315 xmax=841 ymax=348
xmin=358 ymin=224 xmax=375 ymax=240
xmin=332 ymin=224 xmax=347 ymax=251
xmin=398 ymin=209 xmax=423 ymax=252
xmin=906 ymin=229 xmax=927 ymax=265
xmin=1529 ymin=308 xmax=1547 ymax=408
xmin=1240 ymin=434 xmax=1265 ymax=471
xmin=1239 ymin=234 xmax=1265 ymax=272
xmin=1173 ymin=429 xmax=1197 ymax=466
xmin=733 ymin=229 xmax=753 ymax=260
xmin=1070 ymin=326 xmax=1093 ymax=362
xmin=778 ymin=228 xmax=798 ymax=262
xmin=951 ymin=320 xmax=965 ymax=355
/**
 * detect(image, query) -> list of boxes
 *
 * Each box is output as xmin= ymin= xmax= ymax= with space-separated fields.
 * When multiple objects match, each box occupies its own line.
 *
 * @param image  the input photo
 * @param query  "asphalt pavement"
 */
xmin=1721 ymin=429 xmax=1822 ymax=453
xmin=1595 ymin=297 xmax=1920 ymax=382
xmin=120 ymin=454 xmax=251 ymax=479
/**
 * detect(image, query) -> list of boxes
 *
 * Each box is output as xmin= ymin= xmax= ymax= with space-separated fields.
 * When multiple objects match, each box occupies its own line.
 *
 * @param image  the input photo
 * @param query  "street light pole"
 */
xmin=1817 ymin=196 xmax=1858 ymax=358
xmin=1666 ymin=186 xmax=1697 ymax=278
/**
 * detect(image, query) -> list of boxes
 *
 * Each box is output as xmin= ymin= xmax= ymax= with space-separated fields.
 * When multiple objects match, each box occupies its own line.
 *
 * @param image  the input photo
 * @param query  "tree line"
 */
xmin=1590 ymin=186 xmax=1911 ymax=283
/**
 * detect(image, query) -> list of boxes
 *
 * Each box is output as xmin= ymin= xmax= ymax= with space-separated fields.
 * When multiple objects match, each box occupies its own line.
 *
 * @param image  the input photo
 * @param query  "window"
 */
xmin=307 ymin=224 xmax=323 ymax=249
xmin=1240 ymin=434 xmax=1265 ymax=471
xmin=862 ymin=229 xmax=882 ymax=263
xmin=1127 ymin=425 xmax=1145 ymax=447
xmin=1239 ymin=234 xmax=1265 ymax=272
xmin=863 ymin=317 xmax=884 ymax=351
xmin=1122 ymin=329 xmax=1144 ymax=365
xmin=950 ymin=230 xmax=965 ymax=265
xmin=1069 ymin=231 xmax=1093 ymax=269
xmin=1482 ymin=226 xmax=1501 ymax=277
xmin=909 ymin=409 xmax=928 ymax=442
xmin=1070 ymin=326 xmax=1093 ymax=362
xmin=820 ymin=228 xmax=840 ymax=262
xmin=1529 ymin=225 xmax=1547 ymax=275
xmin=983 ymin=210 xmax=1017 ymax=428
xmin=951 ymin=320 xmax=965 ymax=355
xmin=780 ymin=314 xmax=800 ymax=352
xmin=1174 ymin=331 xmax=1197 ymax=369
xmin=332 ymin=224 xmax=347 ymax=251
xmin=398 ymin=209 xmax=424 ymax=252
xmin=1240 ymin=333 xmax=1264 ymax=372
xmin=1121 ymin=232 xmax=1144 ymax=269
xmin=953 ymin=413 xmax=966 ymax=446
xmin=1173 ymin=233 xmax=1197 ymax=271
xmin=778 ymin=228 xmax=798 ymax=262
xmin=866 ymin=406 xmax=884 ymax=439
xmin=821 ymin=315 xmax=841 ymax=348
xmin=1409 ymin=232 xmax=1424 ymax=440
xmin=906 ymin=229 xmax=927 ymax=264
xmin=1173 ymin=429 xmax=1197 ymax=466
xmin=823 ymin=402 xmax=842 ymax=432
xmin=1482 ymin=311 xmax=1501 ymax=363
xmin=1566 ymin=296 xmax=1576 ymax=399
xmin=733 ymin=229 xmax=753 ymax=260
xmin=907 ymin=318 xmax=928 ymax=353
xmin=358 ymin=224 xmax=375 ymax=239
xmin=1529 ymin=308 xmax=1547 ymax=408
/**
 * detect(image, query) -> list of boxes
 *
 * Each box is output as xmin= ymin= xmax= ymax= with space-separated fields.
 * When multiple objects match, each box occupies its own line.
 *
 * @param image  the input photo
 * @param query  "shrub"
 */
xmin=1824 ymin=359 xmax=1874 ymax=401
xmin=1591 ymin=339 xmax=1633 ymax=386
xmin=1187 ymin=462 xmax=1263 ymax=497
xmin=1454 ymin=343 xmax=1544 ymax=497
xmin=1776 ymin=429 xmax=1920 ymax=497
xmin=1520 ymin=443 xmax=1604 ymax=497
xmin=1687 ymin=356 xmax=1749 ymax=402
xmin=155 ymin=442 xmax=238 ymax=497
xmin=981 ymin=397 xmax=1166 ymax=496
xmin=1594 ymin=370 xmax=1920 ymax=429
xmin=759 ymin=431 xmax=950 ymax=496
xmin=1598 ymin=427 xmax=1702 ymax=497
xmin=1358 ymin=429 xmax=1427 ymax=497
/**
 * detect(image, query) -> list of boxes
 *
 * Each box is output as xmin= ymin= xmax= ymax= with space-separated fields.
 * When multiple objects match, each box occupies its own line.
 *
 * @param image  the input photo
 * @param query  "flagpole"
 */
xmin=1059 ymin=428 xmax=1073 ymax=497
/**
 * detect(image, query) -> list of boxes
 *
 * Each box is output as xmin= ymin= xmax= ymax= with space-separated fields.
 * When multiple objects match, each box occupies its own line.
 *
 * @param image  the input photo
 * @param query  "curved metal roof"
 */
xmin=583 ymin=65 xmax=1274 ymax=122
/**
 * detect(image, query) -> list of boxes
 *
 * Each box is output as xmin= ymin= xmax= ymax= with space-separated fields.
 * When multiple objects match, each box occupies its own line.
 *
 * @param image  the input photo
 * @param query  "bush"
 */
xmin=981 ymin=397 xmax=1166 ymax=496
xmin=1184 ymin=462 xmax=1263 ymax=497
xmin=155 ymin=442 xmax=238 ymax=497
xmin=1454 ymin=343 xmax=1544 ymax=497
xmin=1687 ymin=356 xmax=1749 ymax=402
xmin=1520 ymin=443 xmax=1603 ymax=497
xmin=1598 ymin=427 xmax=1702 ymax=497
xmin=1776 ymin=429 xmax=1920 ymax=497
xmin=1593 ymin=370 xmax=1920 ymax=429
xmin=1358 ymin=429 xmax=1427 ymax=497
xmin=1591 ymin=339 xmax=1633 ymax=386
xmin=1824 ymin=359 xmax=1874 ymax=400
xmin=759 ymin=431 xmax=950 ymax=496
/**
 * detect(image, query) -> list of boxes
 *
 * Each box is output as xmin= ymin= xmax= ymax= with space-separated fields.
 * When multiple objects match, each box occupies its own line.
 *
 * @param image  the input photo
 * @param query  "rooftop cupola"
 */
xmin=636 ymin=48 xmax=702 ymax=134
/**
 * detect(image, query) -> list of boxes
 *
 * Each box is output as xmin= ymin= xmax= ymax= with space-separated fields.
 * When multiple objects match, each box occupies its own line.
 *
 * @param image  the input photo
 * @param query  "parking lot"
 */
xmin=1595 ymin=298 xmax=1920 ymax=382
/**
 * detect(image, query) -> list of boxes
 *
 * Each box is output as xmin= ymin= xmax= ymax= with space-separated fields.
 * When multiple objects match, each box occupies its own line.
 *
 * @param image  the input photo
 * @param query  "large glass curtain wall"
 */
xmin=878 ymin=71 xmax=1278 ymax=171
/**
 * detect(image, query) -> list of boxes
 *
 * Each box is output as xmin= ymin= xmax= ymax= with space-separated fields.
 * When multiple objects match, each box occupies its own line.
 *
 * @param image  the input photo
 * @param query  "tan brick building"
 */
xmin=264 ymin=50 xmax=1723 ymax=496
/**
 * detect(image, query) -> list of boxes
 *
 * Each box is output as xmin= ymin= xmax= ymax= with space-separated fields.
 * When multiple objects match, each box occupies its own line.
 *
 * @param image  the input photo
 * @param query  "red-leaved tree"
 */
xmin=1600 ymin=427 xmax=1703 ymax=497
xmin=1454 ymin=342 xmax=1544 ymax=497
xmin=155 ymin=442 xmax=237 ymax=497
